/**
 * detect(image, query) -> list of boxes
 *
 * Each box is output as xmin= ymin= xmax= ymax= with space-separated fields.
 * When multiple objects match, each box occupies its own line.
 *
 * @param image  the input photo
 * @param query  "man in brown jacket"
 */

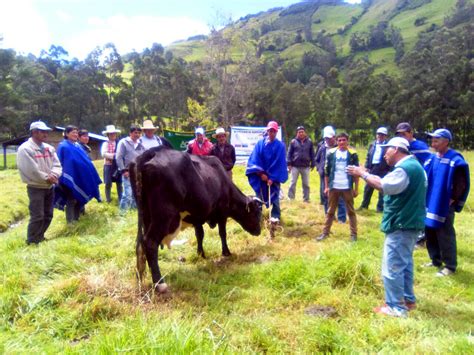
xmin=17 ymin=121 xmax=62 ymax=245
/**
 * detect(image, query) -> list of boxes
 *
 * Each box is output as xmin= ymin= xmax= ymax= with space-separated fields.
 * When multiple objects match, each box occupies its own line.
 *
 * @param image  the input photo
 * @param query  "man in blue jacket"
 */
xmin=246 ymin=121 xmax=288 ymax=224
xmin=424 ymin=129 xmax=470 ymax=277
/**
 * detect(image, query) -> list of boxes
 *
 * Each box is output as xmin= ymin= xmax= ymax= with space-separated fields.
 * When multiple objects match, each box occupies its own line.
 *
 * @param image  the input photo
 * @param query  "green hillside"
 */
xmin=168 ymin=0 xmax=469 ymax=75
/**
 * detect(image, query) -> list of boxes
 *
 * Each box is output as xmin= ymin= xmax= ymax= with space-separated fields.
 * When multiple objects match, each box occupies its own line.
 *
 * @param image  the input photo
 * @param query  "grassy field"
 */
xmin=0 ymin=151 xmax=473 ymax=352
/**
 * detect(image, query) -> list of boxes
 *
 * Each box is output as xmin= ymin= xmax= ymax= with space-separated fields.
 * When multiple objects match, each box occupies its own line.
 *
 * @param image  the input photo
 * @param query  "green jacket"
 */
xmin=324 ymin=147 xmax=359 ymax=189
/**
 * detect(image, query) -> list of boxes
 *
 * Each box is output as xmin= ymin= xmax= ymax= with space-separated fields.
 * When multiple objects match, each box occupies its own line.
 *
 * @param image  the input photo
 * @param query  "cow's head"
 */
xmin=241 ymin=196 xmax=263 ymax=236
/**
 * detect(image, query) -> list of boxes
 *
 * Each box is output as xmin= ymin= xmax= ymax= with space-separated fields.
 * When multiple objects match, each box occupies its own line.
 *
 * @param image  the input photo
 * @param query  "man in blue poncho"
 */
xmin=246 ymin=121 xmax=288 ymax=223
xmin=56 ymin=125 xmax=102 ymax=223
xmin=423 ymin=129 xmax=470 ymax=277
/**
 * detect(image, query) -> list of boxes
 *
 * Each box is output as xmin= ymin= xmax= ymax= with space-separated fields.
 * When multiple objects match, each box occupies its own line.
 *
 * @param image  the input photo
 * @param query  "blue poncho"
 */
xmin=424 ymin=149 xmax=470 ymax=228
xmin=246 ymin=137 xmax=288 ymax=207
xmin=55 ymin=140 xmax=102 ymax=208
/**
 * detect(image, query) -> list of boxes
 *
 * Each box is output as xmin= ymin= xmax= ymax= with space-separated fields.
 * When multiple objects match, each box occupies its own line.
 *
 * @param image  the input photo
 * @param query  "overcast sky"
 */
xmin=0 ymin=0 xmax=361 ymax=59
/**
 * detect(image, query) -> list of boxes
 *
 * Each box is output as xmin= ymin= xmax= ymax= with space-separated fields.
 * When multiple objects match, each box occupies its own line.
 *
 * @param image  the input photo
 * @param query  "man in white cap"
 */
xmin=347 ymin=137 xmax=427 ymax=317
xmin=423 ymin=128 xmax=470 ymax=277
xmin=187 ymin=127 xmax=213 ymax=156
xmin=359 ymin=127 xmax=390 ymax=212
xmin=140 ymin=119 xmax=172 ymax=150
xmin=210 ymin=127 xmax=235 ymax=179
xmin=17 ymin=121 xmax=62 ymax=245
xmin=101 ymin=124 xmax=122 ymax=203
xmin=314 ymin=125 xmax=346 ymax=222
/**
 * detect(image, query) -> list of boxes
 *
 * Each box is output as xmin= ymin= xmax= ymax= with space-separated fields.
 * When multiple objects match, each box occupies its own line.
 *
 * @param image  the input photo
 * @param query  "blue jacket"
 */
xmin=424 ymin=149 xmax=470 ymax=228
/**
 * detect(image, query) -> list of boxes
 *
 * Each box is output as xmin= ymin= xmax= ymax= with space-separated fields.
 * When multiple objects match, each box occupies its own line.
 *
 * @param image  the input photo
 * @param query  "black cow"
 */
xmin=129 ymin=146 xmax=262 ymax=292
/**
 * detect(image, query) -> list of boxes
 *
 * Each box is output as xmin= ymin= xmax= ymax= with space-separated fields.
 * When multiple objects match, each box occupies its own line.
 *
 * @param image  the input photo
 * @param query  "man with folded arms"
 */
xmin=423 ymin=129 xmax=470 ymax=277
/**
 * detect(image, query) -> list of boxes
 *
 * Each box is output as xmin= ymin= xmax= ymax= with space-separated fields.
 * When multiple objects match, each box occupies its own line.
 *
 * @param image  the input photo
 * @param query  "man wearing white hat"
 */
xmin=359 ymin=127 xmax=390 ymax=212
xmin=347 ymin=137 xmax=427 ymax=317
xmin=210 ymin=127 xmax=235 ymax=179
xmin=314 ymin=125 xmax=346 ymax=223
xmin=140 ymin=119 xmax=172 ymax=150
xmin=187 ymin=127 xmax=213 ymax=156
xmin=17 ymin=121 xmax=62 ymax=245
xmin=101 ymin=124 xmax=122 ymax=203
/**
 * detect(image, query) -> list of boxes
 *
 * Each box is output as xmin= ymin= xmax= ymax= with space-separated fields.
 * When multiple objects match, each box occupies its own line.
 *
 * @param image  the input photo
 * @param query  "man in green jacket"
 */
xmin=317 ymin=132 xmax=359 ymax=242
xmin=347 ymin=137 xmax=427 ymax=317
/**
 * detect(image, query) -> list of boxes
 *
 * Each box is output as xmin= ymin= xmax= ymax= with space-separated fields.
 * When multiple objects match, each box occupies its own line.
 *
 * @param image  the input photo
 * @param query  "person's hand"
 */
xmin=122 ymin=171 xmax=130 ymax=178
xmin=324 ymin=187 xmax=329 ymax=195
xmin=352 ymin=189 xmax=359 ymax=198
xmin=287 ymin=165 xmax=292 ymax=172
xmin=260 ymin=174 xmax=268 ymax=182
xmin=46 ymin=174 xmax=58 ymax=184
xmin=346 ymin=165 xmax=366 ymax=177
xmin=267 ymin=179 xmax=273 ymax=186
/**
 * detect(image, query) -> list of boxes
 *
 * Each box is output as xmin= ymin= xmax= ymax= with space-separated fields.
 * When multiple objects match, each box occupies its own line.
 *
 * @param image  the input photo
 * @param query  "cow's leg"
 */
xmin=136 ymin=239 xmax=147 ymax=282
xmin=218 ymin=219 xmax=231 ymax=257
xmin=143 ymin=237 xmax=168 ymax=293
xmin=195 ymin=224 xmax=206 ymax=258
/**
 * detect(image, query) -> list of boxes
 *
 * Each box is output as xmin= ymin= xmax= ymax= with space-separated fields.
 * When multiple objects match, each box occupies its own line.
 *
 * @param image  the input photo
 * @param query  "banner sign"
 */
xmin=230 ymin=126 xmax=283 ymax=165
xmin=163 ymin=129 xmax=216 ymax=151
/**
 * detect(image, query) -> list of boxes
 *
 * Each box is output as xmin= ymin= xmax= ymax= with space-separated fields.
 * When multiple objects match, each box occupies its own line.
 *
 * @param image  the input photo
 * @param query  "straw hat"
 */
xmin=141 ymin=119 xmax=157 ymax=131
xmin=212 ymin=127 xmax=229 ymax=138
xmin=102 ymin=125 xmax=121 ymax=135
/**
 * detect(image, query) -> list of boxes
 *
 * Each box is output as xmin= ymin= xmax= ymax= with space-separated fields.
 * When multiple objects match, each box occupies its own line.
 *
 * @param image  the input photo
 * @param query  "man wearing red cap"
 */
xmin=246 ymin=121 xmax=288 ymax=223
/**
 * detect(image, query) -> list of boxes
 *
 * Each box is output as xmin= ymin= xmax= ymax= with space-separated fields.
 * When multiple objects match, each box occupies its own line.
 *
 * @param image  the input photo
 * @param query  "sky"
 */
xmin=0 ymin=0 xmax=361 ymax=60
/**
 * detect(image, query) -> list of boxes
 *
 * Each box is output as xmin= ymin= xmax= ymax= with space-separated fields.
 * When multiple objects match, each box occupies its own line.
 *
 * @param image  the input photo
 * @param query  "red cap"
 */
xmin=266 ymin=121 xmax=279 ymax=132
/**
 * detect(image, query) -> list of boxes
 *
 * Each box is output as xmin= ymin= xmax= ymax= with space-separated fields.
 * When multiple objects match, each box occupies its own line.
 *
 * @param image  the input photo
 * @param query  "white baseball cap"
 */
xmin=376 ymin=127 xmax=388 ymax=135
xmin=323 ymin=126 xmax=336 ymax=138
xmin=380 ymin=137 xmax=410 ymax=151
xmin=195 ymin=127 xmax=205 ymax=135
xmin=30 ymin=121 xmax=52 ymax=131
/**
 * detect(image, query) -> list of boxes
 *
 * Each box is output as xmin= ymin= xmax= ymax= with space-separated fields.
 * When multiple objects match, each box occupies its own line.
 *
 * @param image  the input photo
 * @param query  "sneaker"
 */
xmin=373 ymin=304 xmax=406 ymax=318
xmin=270 ymin=217 xmax=280 ymax=224
xmin=405 ymin=301 xmax=416 ymax=311
xmin=315 ymin=233 xmax=329 ymax=242
xmin=436 ymin=267 xmax=454 ymax=277
xmin=350 ymin=235 xmax=357 ymax=242
xmin=422 ymin=262 xmax=439 ymax=268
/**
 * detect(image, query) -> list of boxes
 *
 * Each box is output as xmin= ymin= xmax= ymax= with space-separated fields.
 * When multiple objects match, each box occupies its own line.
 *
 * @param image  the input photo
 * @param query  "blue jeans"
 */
xmin=382 ymin=230 xmax=419 ymax=313
xmin=119 ymin=176 xmax=136 ymax=210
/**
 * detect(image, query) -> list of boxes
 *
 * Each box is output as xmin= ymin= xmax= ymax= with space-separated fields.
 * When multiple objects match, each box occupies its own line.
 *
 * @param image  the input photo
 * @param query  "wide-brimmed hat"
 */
xmin=427 ymin=128 xmax=452 ymax=141
xmin=141 ymin=119 xmax=157 ymax=131
xmin=380 ymin=137 xmax=410 ymax=151
xmin=30 ymin=121 xmax=52 ymax=131
xmin=102 ymin=125 xmax=121 ymax=135
xmin=212 ymin=127 xmax=229 ymax=138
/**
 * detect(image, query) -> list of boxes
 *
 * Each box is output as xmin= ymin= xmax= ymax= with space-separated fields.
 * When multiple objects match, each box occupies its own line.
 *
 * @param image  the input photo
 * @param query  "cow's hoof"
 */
xmin=156 ymin=283 xmax=169 ymax=294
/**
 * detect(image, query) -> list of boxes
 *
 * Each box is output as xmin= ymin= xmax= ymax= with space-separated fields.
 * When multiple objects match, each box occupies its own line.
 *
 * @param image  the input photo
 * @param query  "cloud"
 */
xmin=66 ymin=15 xmax=209 ymax=59
xmin=0 ymin=0 xmax=52 ymax=55
xmin=55 ymin=10 xmax=72 ymax=23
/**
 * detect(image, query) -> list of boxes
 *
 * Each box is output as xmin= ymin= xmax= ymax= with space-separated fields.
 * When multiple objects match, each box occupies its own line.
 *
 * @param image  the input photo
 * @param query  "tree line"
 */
xmin=0 ymin=0 xmax=473 ymax=147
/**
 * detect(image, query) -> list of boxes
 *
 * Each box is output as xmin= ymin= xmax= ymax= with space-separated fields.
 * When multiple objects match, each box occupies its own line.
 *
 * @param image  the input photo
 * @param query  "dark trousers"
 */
xmin=360 ymin=184 xmax=384 ymax=211
xmin=64 ymin=187 xmax=81 ymax=223
xmin=27 ymin=186 xmax=54 ymax=244
xmin=426 ymin=209 xmax=457 ymax=272
xmin=104 ymin=164 xmax=123 ymax=203
xmin=319 ymin=174 xmax=346 ymax=222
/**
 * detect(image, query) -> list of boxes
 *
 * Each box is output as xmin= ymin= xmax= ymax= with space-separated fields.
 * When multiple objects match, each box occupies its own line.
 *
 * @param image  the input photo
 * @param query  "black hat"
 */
xmin=296 ymin=126 xmax=305 ymax=131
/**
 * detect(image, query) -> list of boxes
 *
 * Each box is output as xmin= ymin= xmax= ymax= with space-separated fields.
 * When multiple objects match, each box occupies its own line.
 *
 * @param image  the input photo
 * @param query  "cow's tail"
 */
xmin=129 ymin=160 xmax=147 ymax=283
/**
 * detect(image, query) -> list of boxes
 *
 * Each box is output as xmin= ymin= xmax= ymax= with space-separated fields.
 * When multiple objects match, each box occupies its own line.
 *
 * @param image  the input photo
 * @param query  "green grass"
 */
xmin=0 ymin=151 xmax=473 ymax=352
xmin=312 ymin=4 xmax=364 ymax=36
